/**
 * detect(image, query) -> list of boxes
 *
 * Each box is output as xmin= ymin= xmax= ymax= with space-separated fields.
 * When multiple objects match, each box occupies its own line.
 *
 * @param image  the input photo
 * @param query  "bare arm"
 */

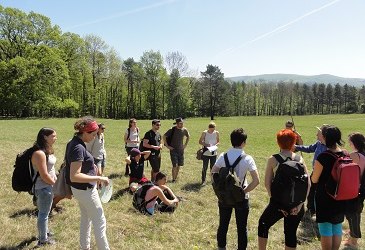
xmin=264 ymin=156 xmax=276 ymax=196
xmin=142 ymin=151 xmax=151 ymax=160
xmin=244 ymin=169 xmax=260 ymax=194
xmin=123 ymin=131 xmax=128 ymax=144
xmin=143 ymin=139 xmax=160 ymax=151
xmin=159 ymin=185 xmax=177 ymax=200
xmin=125 ymin=156 xmax=131 ymax=165
xmin=215 ymin=131 xmax=220 ymax=146
xmin=184 ymin=132 xmax=190 ymax=150
xmin=163 ymin=134 xmax=173 ymax=150
xmin=350 ymin=152 xmax=360 ymax=165
xmin=70 ymin=161 xmax=109 ymax=184
xmin=31 ymin=150 xmax=56 ymax=185
xmin=311 ymin=160 xmax=323 ymax=183
xmin=151 ymin=187 xmax=179 ymax=206
xmin=198 ymin=132 xmax=206 ymax=146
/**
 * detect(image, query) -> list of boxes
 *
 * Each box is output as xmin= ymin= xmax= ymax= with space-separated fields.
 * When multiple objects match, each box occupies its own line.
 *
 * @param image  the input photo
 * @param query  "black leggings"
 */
xmin=258 ymin=201 xmax=304 ymax=248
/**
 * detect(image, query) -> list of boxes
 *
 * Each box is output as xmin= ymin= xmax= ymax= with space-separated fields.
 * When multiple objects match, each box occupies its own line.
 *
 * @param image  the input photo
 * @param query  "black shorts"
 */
xmin=149 ymin=154 xmax=161 ymax=173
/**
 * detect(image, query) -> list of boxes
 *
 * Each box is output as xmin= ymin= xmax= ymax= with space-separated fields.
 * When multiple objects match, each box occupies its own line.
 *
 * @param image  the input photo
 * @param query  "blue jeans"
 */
xmin=35 ymin=186 xmax=53 ymax=242
xmin=217 ymin=199 xmax=249 ymax=250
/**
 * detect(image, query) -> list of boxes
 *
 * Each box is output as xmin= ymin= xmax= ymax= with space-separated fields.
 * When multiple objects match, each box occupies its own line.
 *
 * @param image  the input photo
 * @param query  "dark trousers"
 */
xmin=345 ymin=198 xmax=364 ymax=238
xmin=258 ymin=200 xmax=304 ymax=248
xmin=306 ymin=178 xmax=317 ymax=214
xmin=217 ymin=199 xmax=249 ymax=250
xmin=202 ymin=155 xmax=217 ymax=182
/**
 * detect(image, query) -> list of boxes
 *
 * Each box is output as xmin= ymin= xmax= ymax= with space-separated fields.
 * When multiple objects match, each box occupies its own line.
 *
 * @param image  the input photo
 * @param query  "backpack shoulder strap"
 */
xmin=273 ymin=154 xmax=285 ymax=164
xmin=224 ymin=153 xmax=243 ymax=170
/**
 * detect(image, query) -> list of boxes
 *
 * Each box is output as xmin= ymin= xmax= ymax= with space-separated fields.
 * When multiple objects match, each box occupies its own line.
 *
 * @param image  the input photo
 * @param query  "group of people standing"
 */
xmin=28 ymin=116 xmax=365 ymax=250
xmin=123 ymin=117 xmax=219 ymax=185
xmin=31 ymin=117 xmax=110 ymax=249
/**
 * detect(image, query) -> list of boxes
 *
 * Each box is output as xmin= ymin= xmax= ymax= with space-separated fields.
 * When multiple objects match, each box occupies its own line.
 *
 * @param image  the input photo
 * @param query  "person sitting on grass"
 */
xmin=143 ymin=173 xmax=179 ymax=216
xmin=154 ymin=172 xmax=180 ymax=213
xmin=125 ymin=148 xmax=151 ymax=185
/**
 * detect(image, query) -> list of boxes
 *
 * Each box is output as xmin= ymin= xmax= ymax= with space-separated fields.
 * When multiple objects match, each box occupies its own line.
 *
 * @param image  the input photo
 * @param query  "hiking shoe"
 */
xmin=36 ymin=238 xmax=56 ymax=247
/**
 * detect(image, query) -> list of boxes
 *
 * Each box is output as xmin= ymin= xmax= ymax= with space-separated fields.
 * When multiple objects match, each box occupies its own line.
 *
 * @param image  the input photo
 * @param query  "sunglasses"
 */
xmin=155 ymin=124 xmax=161 ymax=126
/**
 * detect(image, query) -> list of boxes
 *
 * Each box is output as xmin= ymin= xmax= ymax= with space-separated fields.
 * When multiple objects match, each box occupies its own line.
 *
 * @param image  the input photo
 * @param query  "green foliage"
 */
xmin=0 ymin=5 xmax=365 ymax=119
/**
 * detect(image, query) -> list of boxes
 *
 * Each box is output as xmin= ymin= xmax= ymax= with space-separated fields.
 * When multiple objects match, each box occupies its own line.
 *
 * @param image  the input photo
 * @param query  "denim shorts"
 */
xmin=318 ymin=222 xmax=342 ymax=236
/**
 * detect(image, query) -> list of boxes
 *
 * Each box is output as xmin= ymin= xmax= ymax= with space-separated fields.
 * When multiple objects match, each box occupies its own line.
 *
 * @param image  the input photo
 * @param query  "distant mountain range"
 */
xmin=226 ymin=74 xmax=365 ymax=87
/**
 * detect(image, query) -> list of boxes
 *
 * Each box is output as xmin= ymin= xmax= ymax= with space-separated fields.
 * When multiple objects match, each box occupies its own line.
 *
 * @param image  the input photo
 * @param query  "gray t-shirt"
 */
xmin=164 ymin=127 xmax=190 ymax=152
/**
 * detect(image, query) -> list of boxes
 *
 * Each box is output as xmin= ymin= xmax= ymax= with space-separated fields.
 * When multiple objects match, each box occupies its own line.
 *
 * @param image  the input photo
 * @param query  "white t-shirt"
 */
xmin=125 ymin=128 xmax=140 ymax=148
xmin=214 ymin=148 xmax=257 ymax=198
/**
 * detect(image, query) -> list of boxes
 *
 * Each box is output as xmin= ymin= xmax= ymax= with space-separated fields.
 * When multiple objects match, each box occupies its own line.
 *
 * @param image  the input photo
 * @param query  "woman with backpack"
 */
xmin=124 ymin=118 xmax=140 ymax=176
xmin=31 ymin=128 xmax=58 ymax=246
xmin=66 ymin=116 xmax=110 ymax=250
xmin=311 ymin=125 xmax=346 ymax=250
xmin=343 ymin=132 xmax=365 ymax=248
xmin=198 ymin=122 xmax=220 ymax=185
xmin=258 ymin=129 xmax=310 ymax=250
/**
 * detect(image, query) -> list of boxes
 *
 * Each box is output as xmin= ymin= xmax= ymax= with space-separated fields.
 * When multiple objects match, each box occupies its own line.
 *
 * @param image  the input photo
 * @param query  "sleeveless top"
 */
xmin=125 ymin=128 xmax=140 ymax=148
xmin=202 ymin=130 xmax=218 ymax=156
xmin=34 ymin=154 xmax=57 ymax=190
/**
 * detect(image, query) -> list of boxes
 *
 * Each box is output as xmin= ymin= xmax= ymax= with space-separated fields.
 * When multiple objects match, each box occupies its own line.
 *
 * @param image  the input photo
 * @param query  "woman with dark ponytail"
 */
xmin=31 ymin=127 xmax=58 ymax=246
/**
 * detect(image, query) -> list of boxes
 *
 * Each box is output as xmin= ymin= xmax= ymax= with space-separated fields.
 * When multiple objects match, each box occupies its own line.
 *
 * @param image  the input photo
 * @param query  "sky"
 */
xmin=1 ymin=0 xmax=364 ymax=78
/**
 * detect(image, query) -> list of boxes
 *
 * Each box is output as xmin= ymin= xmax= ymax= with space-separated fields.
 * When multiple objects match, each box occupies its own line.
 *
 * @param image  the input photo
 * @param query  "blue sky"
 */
xmin=1 ymin=0 xmax=364 ymax=78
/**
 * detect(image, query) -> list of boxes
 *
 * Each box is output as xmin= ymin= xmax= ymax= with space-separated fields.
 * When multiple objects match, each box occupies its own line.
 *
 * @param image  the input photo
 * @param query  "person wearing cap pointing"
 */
xmin=163 ymin=117 xmax=190 ymax=182
xmin=295 ymin=124 xmax=329 ymax=216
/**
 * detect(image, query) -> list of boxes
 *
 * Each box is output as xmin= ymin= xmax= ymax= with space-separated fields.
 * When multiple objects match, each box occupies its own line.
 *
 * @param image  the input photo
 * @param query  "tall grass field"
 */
xmin=1 ymin=115 xmax=364 ymax=249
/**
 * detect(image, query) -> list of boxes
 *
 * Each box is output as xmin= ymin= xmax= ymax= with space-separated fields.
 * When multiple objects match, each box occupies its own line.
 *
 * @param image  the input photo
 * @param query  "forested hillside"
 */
xmin=1 ymin=5 xmax=365 ymax=119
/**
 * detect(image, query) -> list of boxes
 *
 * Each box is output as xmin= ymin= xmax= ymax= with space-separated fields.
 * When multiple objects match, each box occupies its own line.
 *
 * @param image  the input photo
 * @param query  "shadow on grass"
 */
xmin=9 ymin=208 xmax=38 ymax=218
xmin=108 ymin=173 xmax=123 ymax=179
xmin=297 ymin=211 xmax=320 ymax=245
xmin=0 ymin=236 xmax=37 ymax=250
xmin=110 ymin=187 xmax=130 ymax=201
xmin=180 ymin=182 xmax=202 ymax=192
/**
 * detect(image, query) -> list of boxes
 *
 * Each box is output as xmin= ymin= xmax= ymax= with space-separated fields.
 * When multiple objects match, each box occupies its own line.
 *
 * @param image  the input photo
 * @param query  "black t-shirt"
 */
xmin=143 ymin=130 xmax=161 ymax=155
xmin=315 ymin=150 xmax=345 ymax=223
xmin=130 ymin=157 xmax=146 ymax=180
xmin=65 ymin=136 xmax=96 ymax=190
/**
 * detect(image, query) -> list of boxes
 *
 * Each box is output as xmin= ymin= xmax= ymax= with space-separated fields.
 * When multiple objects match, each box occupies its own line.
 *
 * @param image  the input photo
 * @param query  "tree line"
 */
xmin=1 ymin=5 xmax=365 ymax=119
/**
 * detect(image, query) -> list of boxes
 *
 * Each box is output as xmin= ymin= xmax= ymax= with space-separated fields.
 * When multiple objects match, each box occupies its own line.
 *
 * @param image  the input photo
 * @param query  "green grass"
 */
xmin=1 ymin=114 xmax=365 ymax=249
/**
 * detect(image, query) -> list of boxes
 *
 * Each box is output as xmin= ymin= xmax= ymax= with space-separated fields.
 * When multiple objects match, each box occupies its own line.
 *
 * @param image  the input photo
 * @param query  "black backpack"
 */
xmin=164 ymin=127 xmax=176 ymax=147
xmin=12 ymin=146 xmax=39 ymax=194
xmin=132 ymin=182 xmax=157 ymax=215
xmin=271 ymin=154 xmax=308 ymax=210
xmin=212 ymin=153 xmax=246 ymax=206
